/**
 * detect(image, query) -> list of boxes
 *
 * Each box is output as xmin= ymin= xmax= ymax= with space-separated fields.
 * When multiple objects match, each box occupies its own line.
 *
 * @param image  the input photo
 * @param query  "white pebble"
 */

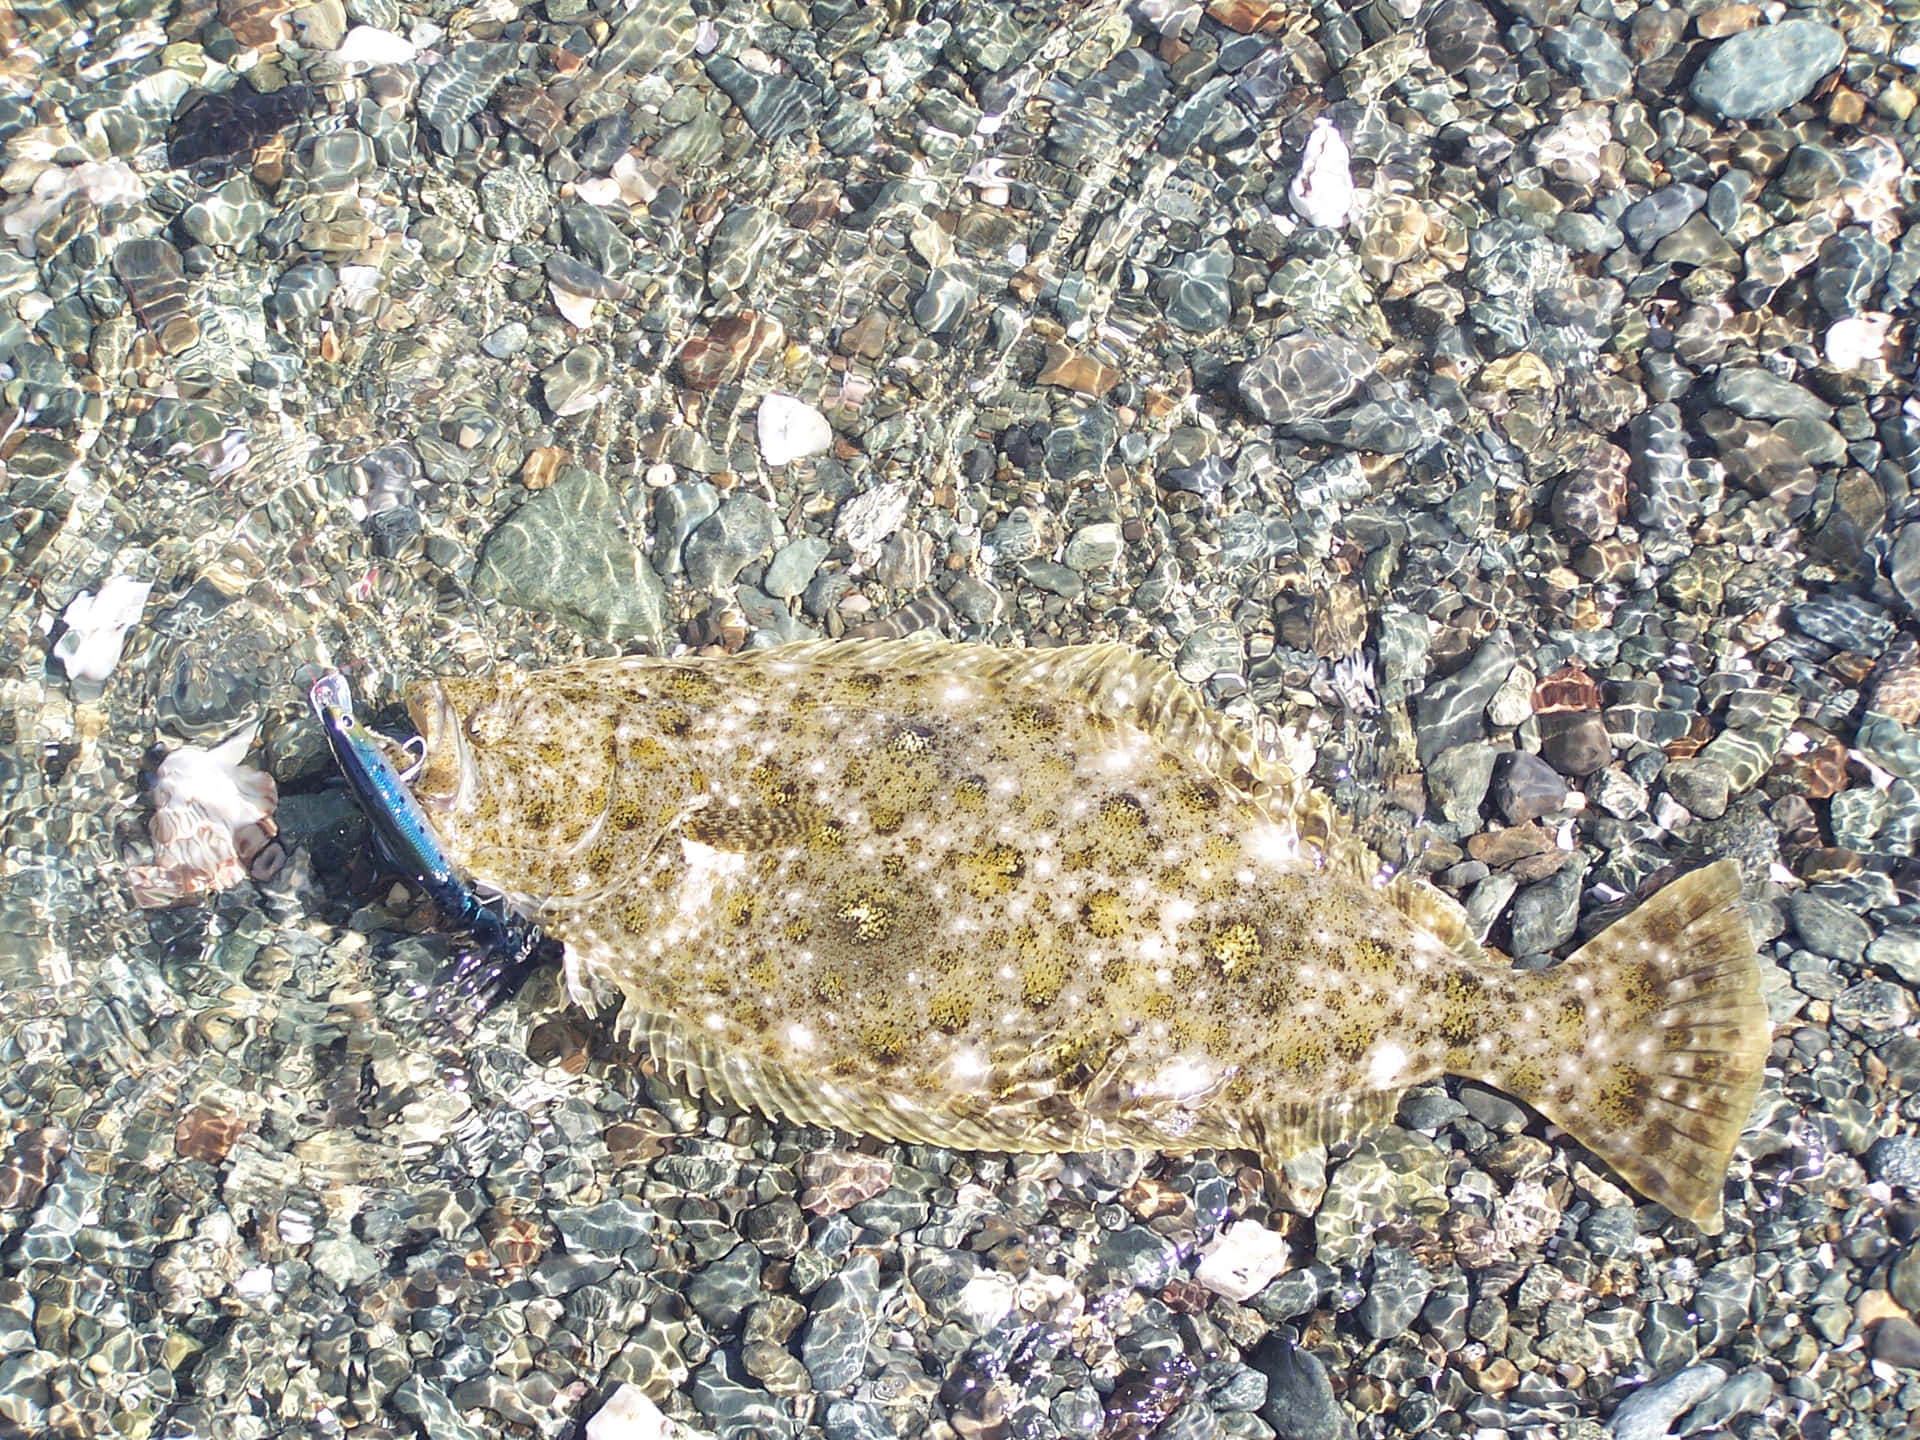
xmin=1289 ymin=117 xmax=1354 ymax=231
xmin=331 ymin=25 xmax=417 ymax=69
xmin=586 ymin=1384 xmax=669 ymax=1440
xmin=1193 ymin=1219 xmax=1292 ymax=1301
xmin=756 ymin=393 xmax=834 ymax=467
xmin=53 ymin=575 xmax=152 ymax=690
xmin=1825 ymin=313 xmax=1893 ymax=374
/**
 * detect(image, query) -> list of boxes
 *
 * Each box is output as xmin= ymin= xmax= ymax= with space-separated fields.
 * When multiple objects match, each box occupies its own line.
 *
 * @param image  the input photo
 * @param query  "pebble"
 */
xmin=1193 ymin=1221 xmax=1291 ymax=1302
xmin=764 ymin=537 xmax=830 ymax=600
xmin=1492 ymin=752 xmax=1567 ymax=824
xmin=1689 ymin=21 xmax=1847 ymax=120
xmin=757 ymin=394 xmax=834 ymax=467
xmin=1237 ymin=333 xmax=1376 ymax=427
xmin=1252 ymin=1338 xmax=1354 ymax=1440
xmin=684 ymin=494 xmax=779 ymax=591
xmin=1604 ymin=1364 xmax=1729 ymax=1440
xmin=1789 ymin=892 xmax=1871 ymax=963
xmin=1508 ymin=857 xmax=1587 ymax=956
xmin=801 ymin=1253 xmax=881 ymax=1391
xmin=473 ymin=466 xmax=667 ymax=640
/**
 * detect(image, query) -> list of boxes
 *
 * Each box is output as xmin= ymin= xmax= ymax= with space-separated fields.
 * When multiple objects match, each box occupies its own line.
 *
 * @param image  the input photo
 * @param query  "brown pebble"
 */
xmin=1037 ymin=343 xmax=1121 ymax=398
xmin=1696 ymin=4 xmax=1759 ymax=38
xmin=521 ymin=445 xmax=565 ymax=491
xmin=175 ymin=1106 xmax=245 ymax=1164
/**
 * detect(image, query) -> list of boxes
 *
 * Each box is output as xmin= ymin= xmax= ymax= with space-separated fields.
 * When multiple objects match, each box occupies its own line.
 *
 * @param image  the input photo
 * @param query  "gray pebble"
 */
xmin=765 ymin=536 xmax=830 ymax=599
xmin=684 ymin=493 xmax=778 ymax=591
xmin=1788 ymin=892 xmax=1870 ymax=963
xmin=1252 ymin=1337 xmax=1354 ymax=1440
xmin=1689 ymin=21 xmax=1846 ymax=120
xmin=1509 ymin=857 xmax=1587 ymax=956
xmin=1605 ymin=1363 xmax=1727 ymax=1440
xmin=800 ymin=1252 xmax=881 ymax=1391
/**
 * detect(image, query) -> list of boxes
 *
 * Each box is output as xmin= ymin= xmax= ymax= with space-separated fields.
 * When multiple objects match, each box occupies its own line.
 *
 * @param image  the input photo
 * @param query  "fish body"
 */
xmin=399 ymin=639 xmax=1768 ymax=1228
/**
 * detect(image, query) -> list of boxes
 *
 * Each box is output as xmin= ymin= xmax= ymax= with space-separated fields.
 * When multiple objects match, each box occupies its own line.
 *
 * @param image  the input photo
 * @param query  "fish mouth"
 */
xmin=404 ymin=679 xmax=477 ymax=813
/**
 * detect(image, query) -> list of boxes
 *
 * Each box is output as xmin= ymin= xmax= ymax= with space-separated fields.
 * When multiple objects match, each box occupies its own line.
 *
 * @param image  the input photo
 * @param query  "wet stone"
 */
xmin=1868 ymin=1136 xmax=1920 ymax=1187
xmin=1832 ymin=981 xmax=1914 ymax=1034
xmin=801 ymin=1252 xmax=881 ymax=1392
xmin=1357 ymin=1246 xmax=1432 ymax=1341
xmin=653 ymin=481 xmax=719 ymax=576
xmin=1509 ymin=857 xmax=1587 ymax=956
xmin=541 ymin=344 xmax=608 ymax=417
xmin=706 ymin=55 xmax=822 ymax=141
xmin=1415 ymin=635 xmax=1514 ymax=765
xmin=473 ymin=465 xmax=667 ymax=641
xmin=1606 ymin=1365 xmax=1728 ymax=1440
xmin=686 ymin=1241 xmax=763 ymax=1332
xmin=1538 ymin=709 xmax=1611 ymax=778
xmin=1252 ymin=1337 xmax=1354 ymax=1440
xmin=1663 ymin=758 xmax=1732 ymax=820
xmin=1064 ymin=523 xmax=1123 ymax=573
xmin=1620 ymin=185 xmax=1705 ymax=252
xmin=1712 ymin=368 xmax=1830 ymax=423
xmin=691 ymin=1349 xmax=799 ymax=1438
xmin=1236 ymin=333 xmax=1376 ymax=427
xmin=1176 ymin=622 xmax=1244 ymax=684
xmin=913 ymin=266 xmax=976 ymax=333
xmin=1814 ymin=228 xmax=1891 ymax=319
xmin=1689 ymin=21 xmax=1847 ymax=121
xmin=1540 ymin=20 xmax=1631 ymax=101
xmin=764 ymin=537 xmax=829 ymax=600
xmin=272 ymin=261 xmax=335 ymax=326
xmin=684 ymin=494 xmax=779 ymax=591
xmin=1158 ymin=244 xmax=1234 ymax=333
xmin=1493 ymin=752 xmax=1567 ymax=823
xmin=1095 ymin=1226 xmax=1181 ymax=1290
xmin=554 ymin=1196 xmax=653 ymax=1259
xmin=419 ymin=42 xmax=514 ymax=151
xmin=1789 ymin=892 xmax=1870 ymax=963
xmin=181 ymin=176 xmax=271 ymax=249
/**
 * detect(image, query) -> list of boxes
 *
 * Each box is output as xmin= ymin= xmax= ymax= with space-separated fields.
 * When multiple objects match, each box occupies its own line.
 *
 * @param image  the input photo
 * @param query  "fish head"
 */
xmin=405 ymin=677 xmax=483 ymax=815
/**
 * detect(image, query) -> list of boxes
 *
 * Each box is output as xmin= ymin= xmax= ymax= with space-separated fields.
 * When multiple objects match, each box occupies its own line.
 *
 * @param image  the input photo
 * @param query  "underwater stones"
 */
xmin=53 ymin=575 xmax=150 ymax=698
xmin=683 ymin=493 xmax=778 ymax=591
xmin=707 ymin=205 xmax=780 ymax=305
xmin=1236 ymin=333 xmax=1376 ymax=428
xmin=764 ymin=537 xmax=829 ymax=600
xmin=180 ymin=176 xmax=270 ymax=249
xmin=1415 ymin=634 xmax=1514 ymax=765
xmin=913 ymin=266 xmax=976 ymax=333
xmin=1813 ymin=228 xmax=1891 ymax=319
xmin=1628 ymin=403 xmax=1703 ymax=532
xmin=479 ymin=159 xmax=549 ymax=242
xmin=1712 ymin=369 xmax=1831 ymax=424
xmin=474 ymin=465 xmax=667 ymax=641
xmin=111 ymin=237 xmax=196 ymax=354
xmin=418 ymin=41 xmax=514 ymax=151
xmin=167 ymin=84 xmax=311 ymax=173
xmin=272 ymin=261 xmax=335 ymax=327
xmin=1549 ymin=442 xmax=1627 ymax=542
xmin=801 ymin=1253 xmax=881 ymax=1392
xmin=1539 ymin=19 xmax=1632 ymax=102
xmin=1194 ymin=1221 xmax=1291 ymax=1302
xmin=757 ymin=394 xmax=834 ymax=467
xmin=1690 ymin=21 xmax=1846 ymax=121
xmin=1157 ymin=244 xmax=1233 ymax=333
xmin=1253 ymin=1338 xmax=1353 ymax=1440
xmin=1620 ymin=185 xmax=1705 ymax=252
xmin=705 ymin=56 xmax=822 ymax=142
xmin=1664 ymin=759 xmax=1732 ymax=820
xmin=1492 ymin=753 xmax=1567 ymax=823
xmin=541 ymin=345 xmax=608 ymax=418
xmin=1289 ymin=117 xmax=1353 ymax=230
xmin=677 ymin=313 xmax=783 ymax=392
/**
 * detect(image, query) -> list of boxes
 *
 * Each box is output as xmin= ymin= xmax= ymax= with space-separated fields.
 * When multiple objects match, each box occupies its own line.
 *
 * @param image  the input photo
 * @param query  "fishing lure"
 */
xmin=309 ymin=672 xmax=556 ymax=1016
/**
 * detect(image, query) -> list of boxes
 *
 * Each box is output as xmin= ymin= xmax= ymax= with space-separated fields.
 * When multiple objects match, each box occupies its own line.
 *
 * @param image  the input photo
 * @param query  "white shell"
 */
xmin=53 ymin=575 xmax=152 ymax=690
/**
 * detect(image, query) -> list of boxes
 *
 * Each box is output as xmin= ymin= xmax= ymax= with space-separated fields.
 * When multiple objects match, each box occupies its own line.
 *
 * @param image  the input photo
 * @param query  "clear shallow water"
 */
xmin=3 ymin=0 xmax=1920 ymax=1436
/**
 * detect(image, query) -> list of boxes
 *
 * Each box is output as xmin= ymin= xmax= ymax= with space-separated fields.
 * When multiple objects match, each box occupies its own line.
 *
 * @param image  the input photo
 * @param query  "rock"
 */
xmin=1540 ymin=19 xmax=1632 ymax=101
xmin=1357 ymin=1246 xmax=1432 ymax=1341
xmin=1789 ymin=892 xmax=1870 ymax=963
xmin=757 ymin=394 xmax=834 ymax=467
xmin=687 ymin=1241 xmax=763 ymax=1332
xmin=1415 ymin=635 xmax=1515 ymax=765
xmin=1872 ymin=1317 xmax=1920 ymax=1371
xmin=1508 ymin=856 xmax=1588 ymax=956
xmin=474 ymin=466 xmax=667 ymax=640
xmin=1492 ymin=752 xmax=1567 ymax=823
xmin=1604 ymin=1364 xmax=1729 ymax=1440
xmin=1194 ymin=1221 xmax=1291 ymax=1302
xmin=1663 ymin=758 xmax=1732 ymax=820
xmin=53 ymin=575 xmax=151 ymax=697
xmin=800 ymin=1253 xmax=881 ymax=1391
xmin=764 ymin=537 xmax=829 ymax=599
xmin=1289 ymin=117 xmax=1353 ymax=229
xmin=1620 ymin=185 xmax=1705 ymax=251
xmin=1712 ymin=368 xmax=1831 ymax=422
xmin=1063 ymin=522 xmax=1123 ymax=572
xmin=1689 ymin=21 xmax=1846 ymax=120
xmin=1868 ymin=1135 xmax=1920 ymax=1187
xmin=684 ymin=493 xmax=779 ymax=590
xmin=1252 ymin=1337 xmax=1354 ymax=1440
xmin=1427 ymin=743 xmax=1499 ymax=825
xmin=1237 ymin=333 xmax=1377 ymax=427
xmin=542 ymin=344 xmax=608 ymax=417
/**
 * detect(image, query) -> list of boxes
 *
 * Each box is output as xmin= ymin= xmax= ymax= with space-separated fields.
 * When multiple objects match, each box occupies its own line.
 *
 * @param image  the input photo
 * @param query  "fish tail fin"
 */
xmin=1483 ymin=859 xmax=1769 ymax=1232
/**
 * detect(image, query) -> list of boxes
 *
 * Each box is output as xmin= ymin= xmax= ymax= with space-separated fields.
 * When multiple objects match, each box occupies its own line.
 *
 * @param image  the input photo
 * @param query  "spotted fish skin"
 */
xmin=403 ymin=639 xmax=1768 ymax=1229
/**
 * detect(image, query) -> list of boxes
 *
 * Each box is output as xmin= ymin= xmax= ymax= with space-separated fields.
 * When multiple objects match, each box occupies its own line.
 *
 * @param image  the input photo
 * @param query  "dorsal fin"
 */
xmin=733 ymin=636 xmax=1286 ymax=791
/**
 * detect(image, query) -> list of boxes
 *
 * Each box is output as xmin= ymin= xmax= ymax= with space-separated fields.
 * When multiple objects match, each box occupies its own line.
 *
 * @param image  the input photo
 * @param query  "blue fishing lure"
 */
xmin=310 ymin=672 xmax=555 ymax=1016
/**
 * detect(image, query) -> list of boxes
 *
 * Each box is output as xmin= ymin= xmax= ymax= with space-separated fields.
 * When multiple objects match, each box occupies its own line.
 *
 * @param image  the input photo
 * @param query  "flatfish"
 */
xmin=397 ymin=638 xmax=1768 ymax=1229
